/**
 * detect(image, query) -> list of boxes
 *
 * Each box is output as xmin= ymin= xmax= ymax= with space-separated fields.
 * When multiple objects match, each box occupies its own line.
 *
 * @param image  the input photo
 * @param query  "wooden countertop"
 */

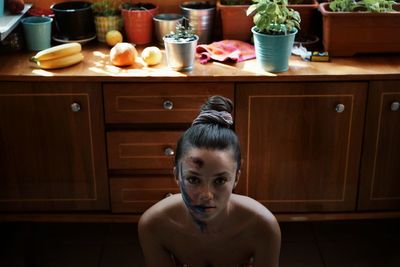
xmin=1 ymin=43 xmax=400 ymax=82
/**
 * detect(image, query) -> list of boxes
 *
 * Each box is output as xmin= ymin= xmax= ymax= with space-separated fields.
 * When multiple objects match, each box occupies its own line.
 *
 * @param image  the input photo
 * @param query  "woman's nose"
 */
xmin=199 ymin=185 xmax=213 ymax=201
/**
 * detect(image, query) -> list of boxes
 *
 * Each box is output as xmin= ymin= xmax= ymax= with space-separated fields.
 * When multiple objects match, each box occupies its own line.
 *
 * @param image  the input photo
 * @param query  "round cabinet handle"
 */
xmin=391 ymin=101 xmax=400 ymax=111
xmin=70 ymin=102 xmax=81 ymax=112
xmin=164 ymin=147 xmax=175 ymax=156
xmin=163 ymin=100 xmax=173 ymax=110
xmin=335 ymin=104 xmax=345 ymax=113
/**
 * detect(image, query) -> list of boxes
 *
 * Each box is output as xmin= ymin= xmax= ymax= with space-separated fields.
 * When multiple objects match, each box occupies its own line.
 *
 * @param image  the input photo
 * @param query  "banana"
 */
xmin=31 ymin=43 xmax=82 ymax=61
xmin=35 ymin=52 xmax=84 ymax=70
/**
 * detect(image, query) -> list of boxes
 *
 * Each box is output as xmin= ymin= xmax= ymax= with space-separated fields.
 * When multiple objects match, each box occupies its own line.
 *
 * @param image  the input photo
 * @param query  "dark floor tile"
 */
xmin=319 ymin=241 xmax=400 ymax=267
xmin=35 ymin=223 xmax=108 ymax=246
xmin=280 ymin=242 xmax=325 ymax=267
xmin=36 ymin=244 xmax=103 ymax=267
xmin=280 ymin=222 xmax=316 ymax=242
xmin=104 ymin=223 xmax=139 ymax=246
xmin=100 ymin=245 xmax=145 ymax=267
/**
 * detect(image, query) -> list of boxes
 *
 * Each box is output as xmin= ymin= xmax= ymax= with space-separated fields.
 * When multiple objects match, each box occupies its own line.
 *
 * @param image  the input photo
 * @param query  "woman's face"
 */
xmin=176 ymin=147 xmax=238 ymax=223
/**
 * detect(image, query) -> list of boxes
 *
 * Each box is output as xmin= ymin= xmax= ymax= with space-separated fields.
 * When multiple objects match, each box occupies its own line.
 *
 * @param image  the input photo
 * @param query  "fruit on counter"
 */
xmin=141 ymin=46 xmax=162 ymax=66
xmin=110 ymin=42 xmax=138 ymax=67
xmin=32 ymin=53 xmax=84 ymax=70
xmin=30 ymin=43 xmax=84 ymax=70
xmin=31 ymin=43 xmax=82 ymax=61
xmin=105 ymin=30 xmax=123 ymax=47
xmin=5 ymin=0 xmax=25 ymax=14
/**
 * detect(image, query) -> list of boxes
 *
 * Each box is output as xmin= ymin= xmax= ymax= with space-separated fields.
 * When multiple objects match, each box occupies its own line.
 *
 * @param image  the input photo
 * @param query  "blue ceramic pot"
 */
xmin=252 ymin=26 xmax=297 ymax=72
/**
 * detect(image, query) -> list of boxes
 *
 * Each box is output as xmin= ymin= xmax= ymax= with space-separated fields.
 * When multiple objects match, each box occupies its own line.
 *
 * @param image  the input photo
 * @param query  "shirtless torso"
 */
xmin=139 ymin=193 xmax=281 ymax=267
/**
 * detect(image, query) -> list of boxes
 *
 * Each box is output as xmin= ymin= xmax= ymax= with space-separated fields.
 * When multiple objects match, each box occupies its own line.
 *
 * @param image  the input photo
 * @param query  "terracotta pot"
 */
xmin=217 ymin=1 xmax=253 ymax=42
xmin=288 ymin=0 xmax=320 ymax=38
xmin=320 ymin=3 xmax=400 ymax=56
xmin=121 ymin=4 xmax=158 ymax=45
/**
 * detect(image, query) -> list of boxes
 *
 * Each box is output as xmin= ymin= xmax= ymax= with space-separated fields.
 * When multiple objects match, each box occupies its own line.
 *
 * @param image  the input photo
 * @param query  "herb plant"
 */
xmin=247 ymin=0 xmax=301 ymax=35
xmin=221 ymin=0 xmax=250 ymax=5
xmin=92 ymin=0 xmax=120 ymax=16
xmin=329 ymin=0 xmax=396 ymax=12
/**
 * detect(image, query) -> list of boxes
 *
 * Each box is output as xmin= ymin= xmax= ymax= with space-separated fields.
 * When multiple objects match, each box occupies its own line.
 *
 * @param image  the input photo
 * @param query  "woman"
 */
xmin=138 ymin=96 xmax=281 ymax=267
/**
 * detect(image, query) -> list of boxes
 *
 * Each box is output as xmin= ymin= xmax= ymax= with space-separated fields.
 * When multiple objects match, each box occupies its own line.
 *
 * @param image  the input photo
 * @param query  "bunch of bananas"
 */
xmin=30 ymin=43 xmax=84 ymax=70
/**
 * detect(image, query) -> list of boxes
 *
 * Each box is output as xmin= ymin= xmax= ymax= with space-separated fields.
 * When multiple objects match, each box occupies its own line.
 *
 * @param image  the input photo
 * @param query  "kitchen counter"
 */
xmin=1 ymin=43 xmax=400 ymax=82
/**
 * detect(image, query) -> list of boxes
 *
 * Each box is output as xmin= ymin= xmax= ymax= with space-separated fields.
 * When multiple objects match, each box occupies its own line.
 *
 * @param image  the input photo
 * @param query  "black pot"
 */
xmin=51 ymin=1 xmax=95 ymax=40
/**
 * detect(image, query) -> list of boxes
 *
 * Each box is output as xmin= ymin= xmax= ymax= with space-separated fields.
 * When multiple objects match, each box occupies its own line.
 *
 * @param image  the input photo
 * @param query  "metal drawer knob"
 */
xmin=391 ymin=101 xmax=400 ymax=111
xmin=335 ymin=104 xmax=345 ymax=113
xmin=70 ymin=102 xmax=81 ymax=112
xmin=164 ymin=147 xmax=175 ymax=156
xmin=163 ymin=100 xmax=173 ymax=110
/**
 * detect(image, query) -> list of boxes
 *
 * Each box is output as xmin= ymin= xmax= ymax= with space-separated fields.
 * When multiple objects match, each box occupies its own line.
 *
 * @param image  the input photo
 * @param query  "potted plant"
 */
xmin=120 ymin=1 xmax=158 ymax=45
xmin=180 ymin=1 xmax=216 ymax=44
xmin=217 ymin=0 xmax=254 ymax=41
xmin=288 ymin=0 xmax=320 ymax=49
xmin=320 ymin=0 xmax=400 ymax=56
xmin=163 ymin=19 xmax=199 ymax=71
xmin=92 ymin=0 xmax=122 ymax=43
xmin=247 ymin=0 xmax=301 ymax=72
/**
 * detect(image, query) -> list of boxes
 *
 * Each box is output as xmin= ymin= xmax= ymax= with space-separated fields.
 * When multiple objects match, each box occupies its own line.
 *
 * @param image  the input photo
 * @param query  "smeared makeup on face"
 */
xmin=178 ymin=162 xmax=208 ymax=232
xmin=190 ymin=156 xmax=204 ymax=168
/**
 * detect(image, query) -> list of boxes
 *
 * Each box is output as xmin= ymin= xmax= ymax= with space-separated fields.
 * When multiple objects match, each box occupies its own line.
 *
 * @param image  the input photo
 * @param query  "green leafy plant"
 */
xmin=164 ymin=19 xmax=197 ymax=42
xmin=120 ymin=2 xmax=156 ymax=11
xmin=247 ymin=0 xmax=301 ymax=35
xmin=92 ymin=0 xmax=120 ymax=16
xmin=221 ymin=0 xmax=251 ymax=5
xmin=329 ymin=0 xmax=396 ymax=12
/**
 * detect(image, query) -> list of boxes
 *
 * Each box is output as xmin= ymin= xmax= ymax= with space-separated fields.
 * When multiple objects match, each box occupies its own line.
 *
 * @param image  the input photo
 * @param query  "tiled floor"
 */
xmin=1 ymin=219 xmax=399 ymax=267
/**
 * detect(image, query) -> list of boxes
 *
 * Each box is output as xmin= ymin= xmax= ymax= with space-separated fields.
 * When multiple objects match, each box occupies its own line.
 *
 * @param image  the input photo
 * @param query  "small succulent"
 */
xmin=164 ymin=19 xmax=197 ymax=42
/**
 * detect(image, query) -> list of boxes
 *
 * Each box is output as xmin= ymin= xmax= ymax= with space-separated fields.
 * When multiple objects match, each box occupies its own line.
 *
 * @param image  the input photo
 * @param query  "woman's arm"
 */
xmin=138 ymin=211 xmax=176 ymax=267
xmin=253 ymin=211 xmax=281 ymax=267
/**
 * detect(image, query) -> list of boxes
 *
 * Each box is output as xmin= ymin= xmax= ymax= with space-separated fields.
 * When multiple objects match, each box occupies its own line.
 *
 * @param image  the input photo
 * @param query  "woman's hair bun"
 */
xmin=192 ymin=96 xmax=234 ymax=128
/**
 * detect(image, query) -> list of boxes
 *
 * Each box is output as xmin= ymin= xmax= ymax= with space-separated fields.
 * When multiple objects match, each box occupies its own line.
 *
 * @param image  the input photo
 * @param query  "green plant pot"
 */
xmin=252 ymin=26 xmax=297 ymax=72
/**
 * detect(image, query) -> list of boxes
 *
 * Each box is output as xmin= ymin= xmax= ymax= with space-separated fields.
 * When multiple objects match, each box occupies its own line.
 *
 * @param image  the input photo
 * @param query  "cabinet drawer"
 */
xmin=107 ymin=131 xmax=182 ymax=170
xmin=103 ymin=83 xmax=234 ymax=123
xmin=110 ymin=176 xmax=179 ymax=213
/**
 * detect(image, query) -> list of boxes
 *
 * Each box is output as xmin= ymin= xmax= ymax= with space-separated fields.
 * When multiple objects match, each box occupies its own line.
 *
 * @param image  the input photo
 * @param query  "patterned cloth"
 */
xmin=196 ymin=40 xmax=256 ymax=64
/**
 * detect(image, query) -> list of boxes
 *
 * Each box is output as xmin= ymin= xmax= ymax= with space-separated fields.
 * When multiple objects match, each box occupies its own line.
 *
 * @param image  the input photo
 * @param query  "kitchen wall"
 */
xmin=28 ymin=0 xmax=216 ymax=13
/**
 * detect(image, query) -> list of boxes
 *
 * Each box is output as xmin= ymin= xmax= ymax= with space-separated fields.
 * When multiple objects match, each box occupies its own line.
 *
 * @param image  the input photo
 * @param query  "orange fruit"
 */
xmin=110 ymin=42 xmax=138 ymax=67
xmin=105 ymin=30 xmax=123 ymax=47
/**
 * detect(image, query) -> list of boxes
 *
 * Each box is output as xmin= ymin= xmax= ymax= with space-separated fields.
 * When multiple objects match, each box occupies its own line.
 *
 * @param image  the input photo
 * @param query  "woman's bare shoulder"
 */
xmin=231 ymin=194 xmax=279 ymax=229
xmin=139 ymin=194 xmax=183 ymax=230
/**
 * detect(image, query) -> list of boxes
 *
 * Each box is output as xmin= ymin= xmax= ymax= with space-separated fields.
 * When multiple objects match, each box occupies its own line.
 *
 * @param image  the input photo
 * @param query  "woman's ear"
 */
xmin=234 ymin=170 xmax=241 ymax=189
xmin=173 ymin=166 xmax=179 ymax=185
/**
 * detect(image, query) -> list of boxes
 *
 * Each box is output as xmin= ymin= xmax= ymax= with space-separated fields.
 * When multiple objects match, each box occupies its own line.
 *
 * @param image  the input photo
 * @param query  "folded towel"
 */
xmin=196 ymin=40 xmax=255 ymax=64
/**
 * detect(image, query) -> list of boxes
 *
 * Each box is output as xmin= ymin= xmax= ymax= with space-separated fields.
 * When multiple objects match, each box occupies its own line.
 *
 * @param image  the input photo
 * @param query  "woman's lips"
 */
xmin=193 ymin=205 xmax=216 ymax=213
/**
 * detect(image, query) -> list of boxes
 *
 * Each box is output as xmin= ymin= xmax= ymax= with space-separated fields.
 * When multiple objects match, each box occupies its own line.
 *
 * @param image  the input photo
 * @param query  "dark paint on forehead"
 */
xmin=191 ymin=156 xmax=204 ymax=168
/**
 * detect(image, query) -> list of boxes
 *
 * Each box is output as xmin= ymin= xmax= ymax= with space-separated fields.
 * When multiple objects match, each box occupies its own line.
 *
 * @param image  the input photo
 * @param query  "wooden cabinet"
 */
xmin=0 ymin=82 xmax=109 ymax=211
xmin=358 ymin=81 xmax=400 ymax=211
xmin=236 ymin=82 xmax=367 ymax=212
xmin=104 ymin=82 xmax=234 ymax=213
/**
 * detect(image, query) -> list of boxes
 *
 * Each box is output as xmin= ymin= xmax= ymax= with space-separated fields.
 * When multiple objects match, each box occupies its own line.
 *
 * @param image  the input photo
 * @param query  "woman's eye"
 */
xmin=214 ymin=177 xmax=227 ymax=185
xmin=187 ymin=176 xmax=200 ymax=184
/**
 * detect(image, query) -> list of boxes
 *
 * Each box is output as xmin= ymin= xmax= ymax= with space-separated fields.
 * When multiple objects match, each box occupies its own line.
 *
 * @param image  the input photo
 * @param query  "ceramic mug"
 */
xmin=21 ymin=16 xmax=53 ymax=51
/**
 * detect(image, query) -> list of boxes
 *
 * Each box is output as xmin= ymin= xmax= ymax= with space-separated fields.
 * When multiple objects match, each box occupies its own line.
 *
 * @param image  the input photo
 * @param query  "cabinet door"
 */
xmin=0 ymin=82 xmax=109 ymax=211
xmin=358 ymin=81 xmax=400 ymax=210
xmin=236 ymin=82 xmax=367 ymax=212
